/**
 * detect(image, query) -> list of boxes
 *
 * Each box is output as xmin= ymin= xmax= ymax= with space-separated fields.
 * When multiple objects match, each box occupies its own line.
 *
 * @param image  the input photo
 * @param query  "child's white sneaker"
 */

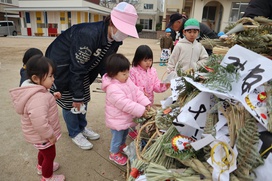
xmin=72 ymin=133 xmax=93 ymax=150
xmin=82 ymin=127 xmax=100 ymax=140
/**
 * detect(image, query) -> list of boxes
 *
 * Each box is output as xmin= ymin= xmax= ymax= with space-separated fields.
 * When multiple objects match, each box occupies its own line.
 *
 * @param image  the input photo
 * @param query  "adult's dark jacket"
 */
xmin=45 ymin=21 xmax=121 ymax=105
xmin=243 ymin=0 xmax=272 ymax=19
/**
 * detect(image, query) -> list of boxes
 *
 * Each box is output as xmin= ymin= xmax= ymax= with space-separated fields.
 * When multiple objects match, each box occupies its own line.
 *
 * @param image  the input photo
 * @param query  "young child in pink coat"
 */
xmin=130 ymin=45 xmax=170 ymax=104
xmin=129 ymin=45 xmax=170 ymax=139
xmin=101 ymin=53 xmax=151 ymax=166
xmin=9 ymin=55 xmax=65 ymax=181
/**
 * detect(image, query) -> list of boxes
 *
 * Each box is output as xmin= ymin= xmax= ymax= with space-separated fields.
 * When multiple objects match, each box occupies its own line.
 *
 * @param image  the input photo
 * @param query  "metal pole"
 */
xmin=5 ymin=11 xmax=10 ymax=36
xmin=162 ymin=0 xmax=167 ymax=30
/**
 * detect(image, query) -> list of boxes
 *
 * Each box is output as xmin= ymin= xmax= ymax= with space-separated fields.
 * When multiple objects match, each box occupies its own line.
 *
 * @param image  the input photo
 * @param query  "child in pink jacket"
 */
xmin=101 ymin=53 xmax=151 ymax=166
xmin=130 ymin=45 xmax=170 ymax=105
xmin=9 ymin=55 xmax=65 ymax=181
xmin=129 ymin=45 xmax=170 ymax=139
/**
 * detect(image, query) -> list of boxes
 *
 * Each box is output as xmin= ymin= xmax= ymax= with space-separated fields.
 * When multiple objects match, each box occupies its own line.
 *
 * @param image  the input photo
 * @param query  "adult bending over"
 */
xmin=45 ymin=2 xmax=139 ymax=150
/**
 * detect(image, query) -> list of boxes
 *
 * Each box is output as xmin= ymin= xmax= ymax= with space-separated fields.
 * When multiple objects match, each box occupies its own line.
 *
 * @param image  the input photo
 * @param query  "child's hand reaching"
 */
xmin=160 ymin=83 xmax=171 ymax=89
xmin=143 ymin=105 xmax=151 ymax=118
xmin=48 ymin=134 xmax=57 ymax=144
xmin=53 ymin=92 xmax=61 ymax=99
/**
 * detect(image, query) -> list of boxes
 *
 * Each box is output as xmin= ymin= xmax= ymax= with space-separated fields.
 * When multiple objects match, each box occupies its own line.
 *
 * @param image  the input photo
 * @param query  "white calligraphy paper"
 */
xmin=183 ymin=45 xmax=272 ymax=129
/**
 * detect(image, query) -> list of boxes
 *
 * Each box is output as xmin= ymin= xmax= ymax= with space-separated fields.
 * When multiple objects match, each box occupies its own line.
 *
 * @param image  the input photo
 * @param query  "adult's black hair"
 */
xmin=106 ymin=53 xmax=130 ymax=78
xmin=103 ymin=15 xmax=111 ymax=23
xmin=22 ymin=48 xmax=43 ymax=65
xmin=26 ymin=55 xmax=56 ymax=82
xmin=132 ymin=45 xmax=153 ymax=67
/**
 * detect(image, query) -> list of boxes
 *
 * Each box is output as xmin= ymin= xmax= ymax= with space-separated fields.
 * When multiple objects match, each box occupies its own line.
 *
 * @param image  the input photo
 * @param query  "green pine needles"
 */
xmin=201 ymin=54 xmax=240 ymax=92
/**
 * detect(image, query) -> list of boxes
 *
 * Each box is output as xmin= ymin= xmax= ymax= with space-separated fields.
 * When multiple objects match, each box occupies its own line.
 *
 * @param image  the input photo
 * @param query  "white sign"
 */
xmin=173 ymin=92 xmax=211 ymax=140
xmin=183 ymin=45 xmax=272 ymax=129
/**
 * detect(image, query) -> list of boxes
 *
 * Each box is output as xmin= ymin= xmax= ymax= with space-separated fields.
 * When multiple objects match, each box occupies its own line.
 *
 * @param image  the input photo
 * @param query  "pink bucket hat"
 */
xmin=110 ymin=2 xmax=139 ymax=38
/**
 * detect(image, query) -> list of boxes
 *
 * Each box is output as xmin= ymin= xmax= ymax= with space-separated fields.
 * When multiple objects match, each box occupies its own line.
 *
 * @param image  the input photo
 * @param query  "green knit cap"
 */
xmin=184 ymin=18 xmax=200 ymax=30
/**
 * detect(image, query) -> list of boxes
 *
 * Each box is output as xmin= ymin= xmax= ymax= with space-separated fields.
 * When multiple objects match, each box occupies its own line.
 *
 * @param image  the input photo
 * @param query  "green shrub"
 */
xmin=136 ymin=24 xmax=143 ymax=33
xmin=156 ymin=22 xmax=162 ymax=31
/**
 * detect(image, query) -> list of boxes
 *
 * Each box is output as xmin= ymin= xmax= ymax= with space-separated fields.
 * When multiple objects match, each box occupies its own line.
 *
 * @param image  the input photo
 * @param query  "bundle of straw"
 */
xmin=234 ymin=117 xmax=263 ymax=180
xmin=127 ymin=159 xmax=147 ymax=181
xmin=165 ymin=153 xmax=212 ymax=180
xmin=146 ymin=162 xmax=207 ymax=181
xmin=219 ymin=102 xmax=246 ymax=147
xmin=264 ymin=81 xmax=272 ymax=132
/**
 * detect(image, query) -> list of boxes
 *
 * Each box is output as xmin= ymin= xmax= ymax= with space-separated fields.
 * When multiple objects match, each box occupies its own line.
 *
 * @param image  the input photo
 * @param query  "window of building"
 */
xmin=229 ymin=2 xmax=248 ymax=22
xmin=0 ymin=0 xmax=12 ymax=4
xmin=202 ymin=6 xmax=216 ymax=21
xmin=140 ymin=19 xmax=152 ymax=30
xmin=25 ymin=12 xmax=31 ymax=23
xmin=37 ymin=23 xmax=46 ymax=28
xmin=144 ymin=4 xmax=153 ymax=10
xmin=48 ymin=23 xmax=58 ymax=29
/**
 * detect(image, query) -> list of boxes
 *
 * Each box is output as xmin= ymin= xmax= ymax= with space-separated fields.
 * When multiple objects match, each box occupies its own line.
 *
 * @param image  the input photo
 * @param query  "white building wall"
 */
xmin=218 ymin=1 xmax=232 ymax=31
xmin=157 ymin=0 xmax=164 ymax=12
xmin=12 ymin=0 xmax=19 ymax=5
xmin=29 ymin=12 xmax=36 ymax=36
xmin=7 ymin=0 xmax=252 ymax=36
xmin=18 ymin=0 xmax=83 ymax=7
xmin=137 ymin=0 xmax=160 ymax=31
xmin=47 ymin=12 xmax=59 ymax=24
xmin=191 ymin=0 xmax=204 ymax=21
xmin=184 ymin=0 xmax=250 ymax=32
xmin=47 ymin=12 xmax=61 ymax=34
xmin=71 ymin=11 xmax=78 ymax=25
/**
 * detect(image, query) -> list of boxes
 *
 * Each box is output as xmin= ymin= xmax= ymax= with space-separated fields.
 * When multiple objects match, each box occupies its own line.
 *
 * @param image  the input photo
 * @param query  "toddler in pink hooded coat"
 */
xmin=102 ymin=74 xmax=150 ymax=131
xmin=101 ymin=53 xmax=150 ymax=166
xmin=9 ymin=55 xmax=64 ymax=181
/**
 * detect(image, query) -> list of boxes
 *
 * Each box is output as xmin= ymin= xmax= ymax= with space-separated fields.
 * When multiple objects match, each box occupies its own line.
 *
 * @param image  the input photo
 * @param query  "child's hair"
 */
xmin=26 ymin=55 xmax=56 ymax=83
xmin=22 ymin=48 xmax=43 ymax=65
xmin=132 ymin=45 xmax=153 ymax=67
xmin=106 ymin=53 xmax=130 ymax=78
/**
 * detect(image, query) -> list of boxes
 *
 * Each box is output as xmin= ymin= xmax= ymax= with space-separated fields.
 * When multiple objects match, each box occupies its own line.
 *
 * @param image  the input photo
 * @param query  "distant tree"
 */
xmin=156 ymin=22 xmax=162 ymax=31
xmin=136 ymin=24 xmax=143 ymax=33
xmin=99 ymin=0 xmax=113 ymax=8
xmin=100 ymin=0 xmax=140 ymax=9
xmin=100 ymin=0 xmax=142 ymax=32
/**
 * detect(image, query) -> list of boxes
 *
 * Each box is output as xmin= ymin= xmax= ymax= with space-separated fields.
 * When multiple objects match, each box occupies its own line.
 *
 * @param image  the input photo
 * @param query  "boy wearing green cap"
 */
xmin=167 ymin=18 xmax=208 ymax=76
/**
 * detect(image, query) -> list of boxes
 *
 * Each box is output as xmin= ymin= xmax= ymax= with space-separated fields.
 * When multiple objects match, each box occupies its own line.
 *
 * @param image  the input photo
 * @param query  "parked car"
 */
xmin=0 ymin=21 xmax=17 ymax=37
